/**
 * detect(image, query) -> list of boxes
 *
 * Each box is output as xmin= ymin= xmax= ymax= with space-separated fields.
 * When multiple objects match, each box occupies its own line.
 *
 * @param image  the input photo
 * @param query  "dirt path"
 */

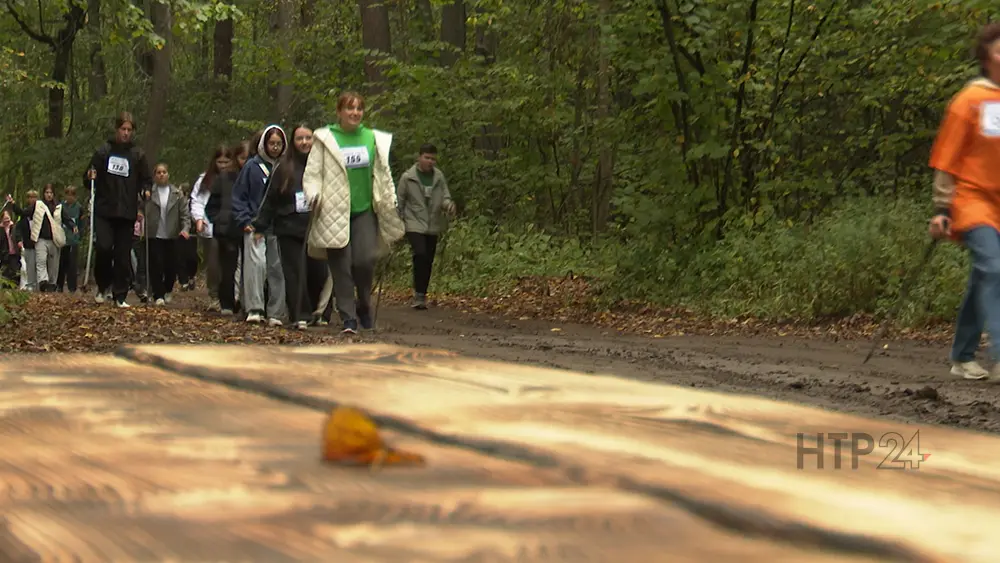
xmin=376 ymin=302 xmax=1000 ymax=435
xmin=7 ymin=287 xmax=1000 ymax=435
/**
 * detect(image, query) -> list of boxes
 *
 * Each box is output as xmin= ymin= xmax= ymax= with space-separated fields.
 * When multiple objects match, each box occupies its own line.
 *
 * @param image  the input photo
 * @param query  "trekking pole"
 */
xmin=863 ymin=238 xmax=940 ymax=364
xmin=83 ymin=174 xmax=96 ymax=291
xmin=373 ymin=246 xmax=395 ymax=328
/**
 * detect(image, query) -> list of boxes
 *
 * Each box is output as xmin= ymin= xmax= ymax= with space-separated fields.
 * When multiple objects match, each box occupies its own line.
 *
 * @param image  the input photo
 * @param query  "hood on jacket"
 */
xmin=969 ymin=77 xmax=1000 ymax=90
xmin=257 ymin=125 xmax=288 ymax=165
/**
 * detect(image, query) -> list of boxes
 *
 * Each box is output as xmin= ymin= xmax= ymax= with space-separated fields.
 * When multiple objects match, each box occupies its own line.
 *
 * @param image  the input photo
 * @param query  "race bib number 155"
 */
xmin=108 ymin=155 xmax=130 ymax=177
xmin=342 ymin=146 xmax=370 ymax=170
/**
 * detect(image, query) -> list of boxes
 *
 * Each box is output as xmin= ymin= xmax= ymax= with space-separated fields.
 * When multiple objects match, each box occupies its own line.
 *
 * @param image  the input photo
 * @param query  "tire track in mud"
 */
xmin=375 ymin=305 xmax=1000 ymax=435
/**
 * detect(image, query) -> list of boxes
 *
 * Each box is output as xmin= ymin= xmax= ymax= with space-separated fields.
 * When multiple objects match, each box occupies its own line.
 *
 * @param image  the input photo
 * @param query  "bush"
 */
xmin=0 ymin=283 xmax=29 ymax=326
xmin=387 ymin=197 xmax=968 ymax=328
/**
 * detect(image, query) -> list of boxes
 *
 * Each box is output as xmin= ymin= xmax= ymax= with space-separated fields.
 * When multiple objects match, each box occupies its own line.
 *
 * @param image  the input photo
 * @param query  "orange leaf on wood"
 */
xmin=321 ymin=406 xmax=425 ymax=468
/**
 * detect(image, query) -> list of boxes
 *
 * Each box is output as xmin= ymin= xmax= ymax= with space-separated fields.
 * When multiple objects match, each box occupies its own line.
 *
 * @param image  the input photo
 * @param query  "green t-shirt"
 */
xmin=417 ymin=169 xmax=434 ymax=199
xmin=330 ymin=123 xmax=375 ymax=214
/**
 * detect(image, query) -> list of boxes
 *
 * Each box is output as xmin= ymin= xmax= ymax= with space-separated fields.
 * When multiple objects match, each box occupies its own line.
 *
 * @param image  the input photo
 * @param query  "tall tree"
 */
xmin=143 ymin=0 xmax=171 ymax=162
xmin=4 ymin=1 xmax=86 ymax=138
xmin=440 ymin=0 xmax=465 ymax=66
xmin=358 ymin=0 xmax=391 ymax=92
xmin=87 ymin=0 xmax=107 ymax=101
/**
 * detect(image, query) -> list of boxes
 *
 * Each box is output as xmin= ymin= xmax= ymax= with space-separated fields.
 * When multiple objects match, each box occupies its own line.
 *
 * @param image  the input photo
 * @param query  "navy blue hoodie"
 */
xmin=231 ymin=125 xmax=287 ymax=230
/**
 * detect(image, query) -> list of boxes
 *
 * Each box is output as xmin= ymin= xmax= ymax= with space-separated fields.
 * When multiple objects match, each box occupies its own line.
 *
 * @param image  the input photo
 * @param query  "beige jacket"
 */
xmin=302 ymin=126 xmax=405 ymax=260
xmin=933 ymin=77 xmax=1000 ymax=213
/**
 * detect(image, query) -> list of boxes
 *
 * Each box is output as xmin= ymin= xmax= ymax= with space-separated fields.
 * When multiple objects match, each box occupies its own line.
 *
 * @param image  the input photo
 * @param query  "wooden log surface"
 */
xmin=2 ymin=344 xmax=999 ymax=561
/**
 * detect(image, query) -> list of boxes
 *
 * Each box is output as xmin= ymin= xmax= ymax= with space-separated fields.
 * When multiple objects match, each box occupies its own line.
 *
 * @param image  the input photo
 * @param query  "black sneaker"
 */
xmin=341 ymin=319 xmax=359 ymax=334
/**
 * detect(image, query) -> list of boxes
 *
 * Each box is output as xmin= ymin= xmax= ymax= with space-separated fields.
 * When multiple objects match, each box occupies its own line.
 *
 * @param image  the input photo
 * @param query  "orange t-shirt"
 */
xmin=929 ymin=80 xmax=1000 ymax=237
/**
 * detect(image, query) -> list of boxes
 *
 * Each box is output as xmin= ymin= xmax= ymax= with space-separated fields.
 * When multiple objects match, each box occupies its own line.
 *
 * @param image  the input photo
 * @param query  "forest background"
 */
xmin=0 ymin=0 xmax=992 ymax=328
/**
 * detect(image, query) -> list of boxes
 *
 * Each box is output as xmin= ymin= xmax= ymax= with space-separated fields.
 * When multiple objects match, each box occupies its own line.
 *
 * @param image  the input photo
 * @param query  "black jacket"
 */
xmin=84 ymin=138 xmax=153 ymax=220
xmin=205 ymin=170 xmax=242 ymax=239
xmin=252 ymin=160 xmax=310 ymax=238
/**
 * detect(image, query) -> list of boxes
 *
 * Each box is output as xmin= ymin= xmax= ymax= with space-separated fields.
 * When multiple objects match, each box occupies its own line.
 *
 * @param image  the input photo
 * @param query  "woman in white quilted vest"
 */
xmin=302 ymin=91 xmax=405 ymax=334
xmin=10 ymin=184 xmax=69 ymax=292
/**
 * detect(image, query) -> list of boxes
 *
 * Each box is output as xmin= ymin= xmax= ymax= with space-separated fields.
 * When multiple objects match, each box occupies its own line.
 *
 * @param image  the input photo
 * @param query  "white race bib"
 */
xmin=341 ymin=146 xmax=370 ymax=169
xmin=294 ymin=191 xmax=309 ymax=213
xmin=107 ymin=155 xmax=130 ymax=177
xmin=982 ymin=102 xmax=1000 ymax=137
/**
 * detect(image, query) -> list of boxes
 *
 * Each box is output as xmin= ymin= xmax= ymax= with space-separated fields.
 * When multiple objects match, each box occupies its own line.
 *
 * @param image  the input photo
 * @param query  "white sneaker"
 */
xmin=951 ymin=361 xmax=990 ymax=380
xmin=246 ymin=312 xmax=263 ymax=323
xmin=267 ymin=318 xmax=283 ymax=327
xmin=220 ymin=308 xmax=234 ymax=316
xmin=94 ymin=292 xmax=106 ymax=304
xmin=295 ymin=320 xmax=308 ymax=330
xmin=116 ymin=300 xmax=131 ymax=309
xmin=164 ymin=292 xmax=173 ymax=304
xmin=155 ymin=298 xmax=166 ymax=306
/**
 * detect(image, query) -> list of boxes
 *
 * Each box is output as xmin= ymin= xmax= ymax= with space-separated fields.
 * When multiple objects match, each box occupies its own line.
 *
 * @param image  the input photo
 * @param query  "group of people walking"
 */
xmin=74 ymin=91 xmax=454 ymax=334
xmin=1 ymin=185 xmax=83 ymax=292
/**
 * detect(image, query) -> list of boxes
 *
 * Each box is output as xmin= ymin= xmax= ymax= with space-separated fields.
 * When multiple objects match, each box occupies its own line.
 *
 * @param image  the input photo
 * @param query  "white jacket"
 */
xmin=302 ymin=125 xmax=404 ymax=260
xmin=189 ymin=172 xmax=213 ymax=238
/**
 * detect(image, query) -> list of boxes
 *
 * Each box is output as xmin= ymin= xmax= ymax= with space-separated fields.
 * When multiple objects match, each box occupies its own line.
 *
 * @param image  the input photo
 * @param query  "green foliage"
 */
xmin=610 ymin=197 xmax=967 ymax=325
xmin=0 ymin=0 xmax=992 ymax=328
xmin=408 ymin=198 xmax=966 ymax=328
xmin=0 ymin=285 xmax=29 ymax=326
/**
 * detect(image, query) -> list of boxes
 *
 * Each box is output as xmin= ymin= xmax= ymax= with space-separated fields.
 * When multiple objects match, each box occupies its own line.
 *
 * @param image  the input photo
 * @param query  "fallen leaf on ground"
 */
xmin=322 ymin=406 xmax=425 ymax=469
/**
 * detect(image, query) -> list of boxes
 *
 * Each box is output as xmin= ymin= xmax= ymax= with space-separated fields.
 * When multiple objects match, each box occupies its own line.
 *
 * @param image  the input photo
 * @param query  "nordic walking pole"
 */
xmin=863 ymin=238 xmax=940 ymax=364
xmin=294 ymin=199 xmax=319 ymax=328
xmin=83 ymin=173 xmax=96 ymax=290
xmin=373 ymin=247 xmax=394 ymax=328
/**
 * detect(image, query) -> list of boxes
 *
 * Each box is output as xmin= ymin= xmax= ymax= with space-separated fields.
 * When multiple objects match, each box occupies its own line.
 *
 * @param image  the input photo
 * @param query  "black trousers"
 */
xmin=57 ymin=244 xmax=78 ymax=291
xmin=406 ymin=232 xmax=439 ymax=295
xmin=176 ymin=237 xmax=199 ymax=285
xmin=95 ymin=216 xmax=135 ymax=300
xmin=218 ymin=235 xmax=241 ymax=312
xmin=1 ymin=253 xmax=18 ymax=284
xmin=148 ymin=238 xmax=178 ymax=300
xmin=277 ymin=235 xmax=327 ymax=324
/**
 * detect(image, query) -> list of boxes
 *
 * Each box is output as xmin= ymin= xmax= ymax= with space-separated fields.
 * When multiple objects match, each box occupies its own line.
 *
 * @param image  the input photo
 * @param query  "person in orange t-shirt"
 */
xmin=928 ymin=23 xmax=1000 ymax=380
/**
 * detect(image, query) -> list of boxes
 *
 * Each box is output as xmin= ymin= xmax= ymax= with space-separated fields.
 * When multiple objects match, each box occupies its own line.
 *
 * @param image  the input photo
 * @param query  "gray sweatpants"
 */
xmin=326 ymin=211 xmax=378 ymax=323
xmin=242 ymin=231 xmax=287 ymax=320
xmin=35 ymin=239 xmax=59 ymax=285
xmin=21 ymin=249 xmax=36 ymax=290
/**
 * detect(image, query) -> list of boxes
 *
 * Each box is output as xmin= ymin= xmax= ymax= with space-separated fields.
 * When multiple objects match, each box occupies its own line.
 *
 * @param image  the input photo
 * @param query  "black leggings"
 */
xmin=217 ymin=235 xmax=241 ymax=311
xmin=277 ymin=235 xmax=328 ymax=323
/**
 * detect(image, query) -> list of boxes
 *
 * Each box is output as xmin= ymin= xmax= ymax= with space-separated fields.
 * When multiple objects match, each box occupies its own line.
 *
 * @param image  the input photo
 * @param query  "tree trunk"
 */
xmin=592 ymin=0 xmax=613 ymax=234
xmin=213 ymin=18 xmax=233 ymax=81
xmin=358 ymin=0 xmax=392 ymax=92
xmin=274 ymin=0 xmax=294 ymax=120
xmin=301 ymin=0 xmax=317 ymax=28
xmin=143 ymin=1 xmax=171 ymax=163
xmin=87 ymin=0 xmax=107 ymax=101
xmin=440 ymin=1 xmax=465 ymax=66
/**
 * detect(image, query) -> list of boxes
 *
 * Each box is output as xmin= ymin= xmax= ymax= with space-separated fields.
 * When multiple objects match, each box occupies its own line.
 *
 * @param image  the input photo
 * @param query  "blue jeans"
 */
xmin=952 ymin=226 xmax=1000 ymax=363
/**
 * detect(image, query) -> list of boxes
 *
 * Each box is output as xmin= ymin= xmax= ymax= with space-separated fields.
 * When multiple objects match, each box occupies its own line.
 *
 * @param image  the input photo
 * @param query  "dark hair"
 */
xmin=975 ymin=23 xmax=1000 ymax=76
xmin=116 ymin=111 xmax=135 ymax=130
xmin=419 ymin=143 xmax=438 ymax=155
xmin=203 ymin=144 xmax=233 ymax=189
xmin=249 ymin=130 xmax=263 ymax=157
xmin=230 ymin=141 xmax=250 ymax=168
xmin=277 ymin=124 xmax=311 ymax=195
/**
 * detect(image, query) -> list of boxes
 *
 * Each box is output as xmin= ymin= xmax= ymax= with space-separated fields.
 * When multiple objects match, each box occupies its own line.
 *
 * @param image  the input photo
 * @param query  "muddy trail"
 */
xmin=5 ymin=286 xmax=1000 ymax=436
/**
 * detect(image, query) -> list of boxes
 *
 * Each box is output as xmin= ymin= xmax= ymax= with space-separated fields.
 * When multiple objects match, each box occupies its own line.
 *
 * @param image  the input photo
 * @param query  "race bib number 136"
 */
xmin=108 ymin=155 xmax=130 ymax=177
